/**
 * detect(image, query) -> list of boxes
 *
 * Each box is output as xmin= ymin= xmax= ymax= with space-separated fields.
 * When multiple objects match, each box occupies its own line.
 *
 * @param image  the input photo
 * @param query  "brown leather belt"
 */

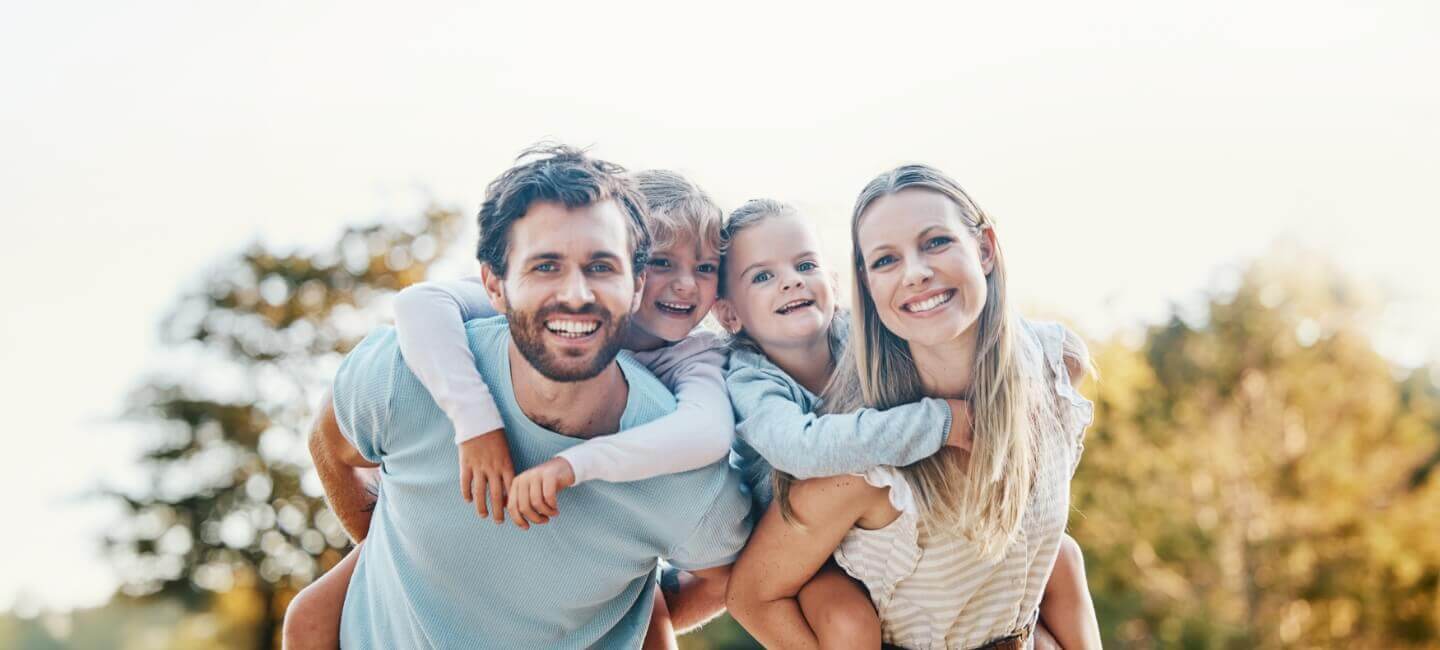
xmin=880 ymin=623 xmax=1034 ymax=650
xmin=972 ymin=623 xmax=1033 ymax=650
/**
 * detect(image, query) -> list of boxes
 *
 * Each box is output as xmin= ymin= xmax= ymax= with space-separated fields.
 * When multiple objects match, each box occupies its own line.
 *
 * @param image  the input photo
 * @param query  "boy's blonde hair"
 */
xmin=632 ymin=170 xmax=724 ymax=258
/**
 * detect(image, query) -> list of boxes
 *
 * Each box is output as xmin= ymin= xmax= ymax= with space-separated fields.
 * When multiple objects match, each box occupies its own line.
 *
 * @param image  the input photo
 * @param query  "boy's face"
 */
xmin=631 ymin=233 xmax=721 ymax=343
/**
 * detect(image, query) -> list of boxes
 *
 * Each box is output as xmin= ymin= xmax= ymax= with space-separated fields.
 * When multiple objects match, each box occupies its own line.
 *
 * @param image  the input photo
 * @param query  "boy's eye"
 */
xmin=923 ymin=236 xmax=954 ymax=250
xmin=751 ymin=270 xmax=773 ymax=284
xmin=869 ymin=255 xmax=896 ymax=270
xmin=648 ymin=258 xmax=671 ymax=269
xmin=696 ymin=262 xmax=718 ymax=274
xmin=796 ymin=260 xmax=818 ymax=272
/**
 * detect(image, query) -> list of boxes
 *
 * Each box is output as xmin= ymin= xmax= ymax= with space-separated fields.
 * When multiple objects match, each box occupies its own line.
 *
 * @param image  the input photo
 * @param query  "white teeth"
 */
xmin=658 ymin=302 xmax=694 ymax=312
xmin=546 ymin=320 xmax=600 ymax=336
xmin=777 ymin=299 xmax=814 ymax=314
xmin=905 ymin=292 xmax=952 ymax=313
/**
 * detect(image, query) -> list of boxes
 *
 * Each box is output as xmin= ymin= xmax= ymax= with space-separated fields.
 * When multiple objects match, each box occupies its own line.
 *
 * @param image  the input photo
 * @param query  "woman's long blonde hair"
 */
xmin=819 ymin=164 xmax=1058 ymax=560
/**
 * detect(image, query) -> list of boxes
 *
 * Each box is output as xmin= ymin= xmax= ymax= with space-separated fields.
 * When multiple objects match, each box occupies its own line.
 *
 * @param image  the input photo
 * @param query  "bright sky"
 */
xmin=2 ymin=0 xmax=1437 ymax=613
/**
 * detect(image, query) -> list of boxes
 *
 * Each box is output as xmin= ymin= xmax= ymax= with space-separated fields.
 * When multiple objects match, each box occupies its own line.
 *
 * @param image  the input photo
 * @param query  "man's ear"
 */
xmin=711 ymin=298 xmax=743 ymax=334
xmin=977 ymin=228 xmax=998 ymax=275
xmin=479 ymin=263 xmax=508 ymax=312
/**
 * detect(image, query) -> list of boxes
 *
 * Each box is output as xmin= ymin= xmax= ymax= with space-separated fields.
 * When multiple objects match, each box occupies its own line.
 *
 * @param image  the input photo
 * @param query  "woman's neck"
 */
xmin=762 ymin=334 xmax=835 ymax=396
xmin=909 ymin=325 xmax=980 ymax=399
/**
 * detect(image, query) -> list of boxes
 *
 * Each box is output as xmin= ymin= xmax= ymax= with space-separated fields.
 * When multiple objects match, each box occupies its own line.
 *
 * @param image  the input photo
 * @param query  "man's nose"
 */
xmin=555 ymin=268 xmax=596 ymax=306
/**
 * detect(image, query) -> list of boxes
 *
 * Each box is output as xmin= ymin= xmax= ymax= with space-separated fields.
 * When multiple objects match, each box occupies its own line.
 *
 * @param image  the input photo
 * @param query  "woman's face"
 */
xmin=717 ymin=214 xmax=836 ymax=350
xmin=855 ymin=188 xmax=994 ymax=348
xmin=631 ymin=233 xmax=721 ymax=343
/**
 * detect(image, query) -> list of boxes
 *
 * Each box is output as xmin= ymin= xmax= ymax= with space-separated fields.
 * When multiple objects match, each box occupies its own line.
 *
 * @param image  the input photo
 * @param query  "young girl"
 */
xmin=283 ymin=170 xmax=736 ymax=650
xmin=725 ymin=168 xmax=1102 ymax=649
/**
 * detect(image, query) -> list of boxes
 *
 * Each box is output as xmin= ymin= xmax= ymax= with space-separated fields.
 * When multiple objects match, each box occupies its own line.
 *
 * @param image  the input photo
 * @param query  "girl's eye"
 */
xmin=648 ymin=258 xmax=671 ymax=269
xmin=796 ymin=260 xmax=818 ymax=272
xmin=751 ymin=270 xmax=773 ymax=284
xmin=923 ymin=236 xmax=954 ymax=250
xmin=696 ymin=263 xmax=718 ymax=274
xmin=869 ymin=255 xmax=897 ymax=270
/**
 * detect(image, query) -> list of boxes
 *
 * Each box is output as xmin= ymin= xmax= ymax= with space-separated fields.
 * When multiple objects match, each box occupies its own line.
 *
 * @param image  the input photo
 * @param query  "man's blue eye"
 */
xmin=751 ymin=271 xmax=773 ymax=283
xmin=588 ymin=263 xmax=615 ymax=273
xmin=536 ymin=262 xmax=558 ymax=272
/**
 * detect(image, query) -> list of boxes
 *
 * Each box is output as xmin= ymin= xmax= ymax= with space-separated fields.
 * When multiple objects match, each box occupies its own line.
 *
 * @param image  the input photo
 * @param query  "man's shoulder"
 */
xmin=616 ymin=351 xmax=678 ymax=424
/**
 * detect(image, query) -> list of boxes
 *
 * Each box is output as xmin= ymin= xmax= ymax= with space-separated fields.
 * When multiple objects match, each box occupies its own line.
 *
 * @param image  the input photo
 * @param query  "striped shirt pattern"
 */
xmin=833 ymin=321 xmax=1094 ymax=650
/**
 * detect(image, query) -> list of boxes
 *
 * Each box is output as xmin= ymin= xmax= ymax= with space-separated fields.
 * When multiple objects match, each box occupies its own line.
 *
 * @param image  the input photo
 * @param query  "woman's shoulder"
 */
xmin=786 ymin=472 xmax=895 ymax=525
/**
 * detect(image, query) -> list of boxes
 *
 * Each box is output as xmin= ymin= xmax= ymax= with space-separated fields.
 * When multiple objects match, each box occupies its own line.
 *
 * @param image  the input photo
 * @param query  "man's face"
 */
xmin=482 ymin=200 xmax=643 ymax=382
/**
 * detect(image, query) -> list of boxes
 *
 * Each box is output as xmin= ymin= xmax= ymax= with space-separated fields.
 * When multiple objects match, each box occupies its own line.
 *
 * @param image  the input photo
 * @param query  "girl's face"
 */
xmin=631 ymin=233 xmax=721 ymax=343
xmin=716 ymin=214 xmax=836 ymax=350
xmin=856 ymin=188 xmax=994 ymax=348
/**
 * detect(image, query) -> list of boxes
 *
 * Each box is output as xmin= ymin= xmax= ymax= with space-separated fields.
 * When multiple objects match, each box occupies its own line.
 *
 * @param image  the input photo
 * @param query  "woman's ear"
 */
xmin=711 ymin=298 xmax=743 ymax=334
xmin=480 ymin=263 xmax=508 ymax=312
xmin=977 ymin=227 xmax=999 ymax=275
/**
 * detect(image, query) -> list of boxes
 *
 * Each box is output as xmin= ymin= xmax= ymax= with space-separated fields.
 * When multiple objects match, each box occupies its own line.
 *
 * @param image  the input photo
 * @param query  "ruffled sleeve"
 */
xmin=832 ymin=466 xmax=923 ymax=610
xmin=1032 ymin=321 xmax=1096 ymax=477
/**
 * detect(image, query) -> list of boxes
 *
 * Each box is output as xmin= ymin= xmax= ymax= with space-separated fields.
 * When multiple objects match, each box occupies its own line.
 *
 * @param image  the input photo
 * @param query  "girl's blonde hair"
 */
xmin=632 ymin=170 xmax=724 ymax=259
xmin=816 ymin=164 xmax=1059 ymax=560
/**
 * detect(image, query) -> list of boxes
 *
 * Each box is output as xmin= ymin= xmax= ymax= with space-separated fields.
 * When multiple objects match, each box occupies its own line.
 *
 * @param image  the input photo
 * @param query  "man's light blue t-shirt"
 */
xmin=332 ymin=317 xmax=752 ymax=649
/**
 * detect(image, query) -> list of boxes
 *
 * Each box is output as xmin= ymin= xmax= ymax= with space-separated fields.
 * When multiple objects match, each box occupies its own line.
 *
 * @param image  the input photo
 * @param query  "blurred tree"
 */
xmin=106 ymin=207 xmax=464 ymax=649
xmin=1072 ymin=249 xmax=1440 ymax=648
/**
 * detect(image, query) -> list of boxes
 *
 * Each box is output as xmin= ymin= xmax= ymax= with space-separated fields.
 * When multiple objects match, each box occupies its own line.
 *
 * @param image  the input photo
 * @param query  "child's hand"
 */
xmin=458 ymin=429 xmax=515 ymax=523
xmin=505 ymin=457 xmax=576 ymax=531
xmin=945 ymin=399 xmax=974 ymax=452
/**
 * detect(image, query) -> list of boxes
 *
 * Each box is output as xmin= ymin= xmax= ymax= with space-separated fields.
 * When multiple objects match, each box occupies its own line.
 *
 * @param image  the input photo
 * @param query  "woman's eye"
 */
xmin=751 ymin=271 xmax=773 ymax=284
xmin=923 ymin=236 xmax=953 ymax=250
xmin=869 ymin=255 xmax=896 ymax=270
xmin=648 ymin=258 xmax=671 ymax=269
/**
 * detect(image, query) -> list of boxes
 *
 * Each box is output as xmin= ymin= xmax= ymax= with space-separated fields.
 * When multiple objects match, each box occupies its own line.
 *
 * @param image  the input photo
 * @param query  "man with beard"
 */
xmin=306 ymin=145 xmax=752 ymax=648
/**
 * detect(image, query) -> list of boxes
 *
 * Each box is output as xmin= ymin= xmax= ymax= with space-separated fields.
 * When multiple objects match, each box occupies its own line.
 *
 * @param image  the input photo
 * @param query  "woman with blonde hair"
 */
xmin=727 ymin=165 xmax=1101 ymax=649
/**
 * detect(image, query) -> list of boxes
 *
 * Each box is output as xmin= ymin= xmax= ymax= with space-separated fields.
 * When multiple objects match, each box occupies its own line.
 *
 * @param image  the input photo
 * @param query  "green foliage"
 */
xmin=108 ymin=207 xmax=464 ymax=649
xmin=1072 ymin=254 xmax=1440 ymax=648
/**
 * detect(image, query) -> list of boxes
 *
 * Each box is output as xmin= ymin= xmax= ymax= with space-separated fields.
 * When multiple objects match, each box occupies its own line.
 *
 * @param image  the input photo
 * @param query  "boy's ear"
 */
xmin=479 ymin=263 xmax=508 ymax=312
xmin=629 ymin=269 xmax=647 ymax=316
xmin=711 ymin=298 xmax=743 ymax=334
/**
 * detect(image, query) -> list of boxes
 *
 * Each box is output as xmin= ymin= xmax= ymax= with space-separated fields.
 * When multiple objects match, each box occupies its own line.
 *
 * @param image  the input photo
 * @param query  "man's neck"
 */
xmin=508 ymin=343 xmax=629 ymax=439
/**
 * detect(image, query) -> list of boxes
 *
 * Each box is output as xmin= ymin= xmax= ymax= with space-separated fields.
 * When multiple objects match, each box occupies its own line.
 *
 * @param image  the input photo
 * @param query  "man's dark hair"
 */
xmin=476 ymin=143 xmax=651 ymax=276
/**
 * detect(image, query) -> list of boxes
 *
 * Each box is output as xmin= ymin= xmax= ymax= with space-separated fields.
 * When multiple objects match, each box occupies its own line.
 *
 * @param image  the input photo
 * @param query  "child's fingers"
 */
xmin=474 ymin=473 xmax=489 ymax=519
xmin=488 ymin=472 xmax=505 ymax=524
xmin=460 ymin=466 xmax=474 ymax=503
xmin=542 ymin=477 xmax=559 ymax=515
xmin=522 ymin=481 xmax=549 ymax=525
xmin=505 ymin=487 xmax=530 ymax=530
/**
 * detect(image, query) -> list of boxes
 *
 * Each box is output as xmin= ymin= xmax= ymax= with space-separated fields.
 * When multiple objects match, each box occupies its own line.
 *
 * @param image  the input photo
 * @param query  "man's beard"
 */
xmin=509 ymin=303 xmax=630 ymax=382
